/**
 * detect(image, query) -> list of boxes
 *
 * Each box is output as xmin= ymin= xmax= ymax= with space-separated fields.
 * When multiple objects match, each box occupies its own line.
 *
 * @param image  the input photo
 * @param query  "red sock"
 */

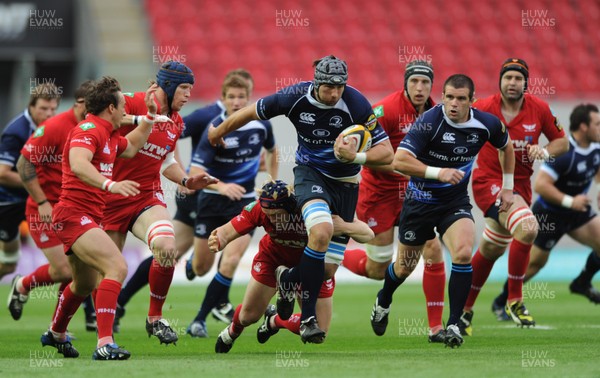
xmin=91 ymin=288 xmax=98 ymax=308
xmin=423 ymin=262 xmax=445 ymax=330
xmin=95 ymin=279 xmax=121 ymax=344
xmin=464 ymin=249 xmax=496 ymax=310
xmin=274 ymin=313 xmax=301 ymax=335
xmin=343 ymin=249 xmax=368 ymax=277
xmin=21 ymin=264 xmax=53 ymax=293
xmin=507 ymin=239 xmax=531 ymax=303
xmin=148 ymin=264 xmax=175 ymax=320
xmin=51 ymin=281 xmax=70 ymax=320
xmin=230 ymin=304 xmax=244 ymax=336
xmin=51 ymin=283 xmax=85 ymax=334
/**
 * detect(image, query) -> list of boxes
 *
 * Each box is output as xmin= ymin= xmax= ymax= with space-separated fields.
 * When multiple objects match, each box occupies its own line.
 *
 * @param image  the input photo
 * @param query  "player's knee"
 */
xmin=323 ymin=263 xmax=338 ymax=280
xmin=239 ymin=306 xmax=261 ymax=326
xmin=506 ymin=207 xmax=538 ymax=243
xmin=451 ymin=245 xmax=472 ymax=264
xmin=219 ymin=255 xmax=241 ymax=276
xmin=193 ymin=258 xmax=211 ymax=277
xmin=365 ymin=260 xmax=389 ymax=280
xmin=303 ymin=203 xmax=333 ymax=249
xmin=0 ymin=262 xmax=17 ymax=276
xmin=52 ymin=264 xmax=72 ymax=282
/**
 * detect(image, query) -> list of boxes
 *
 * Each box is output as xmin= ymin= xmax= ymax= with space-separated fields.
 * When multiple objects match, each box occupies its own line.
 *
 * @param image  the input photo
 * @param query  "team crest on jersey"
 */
xmin=577 ymin=161 xmax=587 ymax=173
xmin=365 ymin=114 xmax=377 ymax=131
xmin=253 ymin=262 xmax=262 ymax=273
xmin=40 ymin=232 xmax=49 ymax=242
xmin=80 ymin=216 xmax=92 ymax=226
xmin=373 ymin=105 xmax=384 ymax=118
xmin=522 ymin=124 xmax=536 ymax=132
xmin=79 ymin=122 xmax=95 ymax=131
xmin=33 ymin=126 xmax=45 ymax=138
xmin=248 ymin=133 xmax=261 ymax=145
xmin=491 ymin=184 xmax=501 ymax=196
xmin=103 ymin=142 xmax=110 ymax=154
xmin=166 ymin=130 xmax=176 ymax=140
xmin=367 ymin=217 xmax=377 ymax=227
xmin=467 ymin=133 xmax=479 ymax=144
xmin=329 ymin=115 xmax=343 ymax=128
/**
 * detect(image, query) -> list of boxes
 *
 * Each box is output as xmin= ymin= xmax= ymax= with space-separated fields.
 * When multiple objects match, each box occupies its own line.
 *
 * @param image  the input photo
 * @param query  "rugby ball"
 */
xmin=341 ymin=124 xmax=372 ymax=152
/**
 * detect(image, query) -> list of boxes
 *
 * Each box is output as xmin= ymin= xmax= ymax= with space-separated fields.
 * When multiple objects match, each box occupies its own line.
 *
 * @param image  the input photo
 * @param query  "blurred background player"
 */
xmin=460 ymin=58 xmax=568 ymax=335
xmin=41 ymin=77 xmax=156 ymax=360
xmin=186 ymin=74 xmax=278 ymax=338
xmin=8 ymin=81 xmax=92 ymax=327
xmin=102 ymin=61 xmax=216 ymax=345
xmin=370 ymin=74 xmax=514 ymax=348
xmin=210 ymin=180 xmax=373 ymax=353
xmin=491 ymin=104 xmax=600 ymax=309
xmin=0 ymin=84 xmax=59 ymax=280
xmin=208 ymin=55 xmax=393 ymax=343
xmin=342 ymin=60 xmax=445 ymax=339
xmin=113 ymin=69 xmax=254 ymax=329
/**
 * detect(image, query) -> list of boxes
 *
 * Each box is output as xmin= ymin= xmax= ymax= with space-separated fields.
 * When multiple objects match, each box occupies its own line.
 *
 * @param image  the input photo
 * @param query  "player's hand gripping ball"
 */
xmin=340 ymin=124 xmax=372 ymax=153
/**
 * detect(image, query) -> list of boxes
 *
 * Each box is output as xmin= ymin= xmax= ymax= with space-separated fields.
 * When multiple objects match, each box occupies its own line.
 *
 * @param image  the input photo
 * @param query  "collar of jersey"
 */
xmin=570 ymin=134 xmax=600 ymax=155
xmin=441 ymin=105 xmax=474 ymax=127
xmin=23 ymin=109 xmax=37 ymax=132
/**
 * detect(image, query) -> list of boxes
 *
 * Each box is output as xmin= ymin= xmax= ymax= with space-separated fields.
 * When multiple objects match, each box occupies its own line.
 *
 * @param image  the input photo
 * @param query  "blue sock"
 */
xmin=299 ymin=247 xmax=325 ymax=321
xmin=448 ymin=263 xmax=473 ymax=326
xmin=496 ymin=279 xmax=509 ymax=307
xmin=118 ymin=256 xmax=153 ymax=307
xmin=82 ymin=295 xmax=95 ymax=317
xmin=377 ymin=262 xmax=405 ymax=308
xmin=576 ymin=251 xmax=600 ymax=285
xmin=194 ymin=272 xmax=232 ymax=323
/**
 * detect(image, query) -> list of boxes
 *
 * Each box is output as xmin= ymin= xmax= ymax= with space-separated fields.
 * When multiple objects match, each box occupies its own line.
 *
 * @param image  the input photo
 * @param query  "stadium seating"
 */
xmin=145 ymin=0 xmax=599 ymax=101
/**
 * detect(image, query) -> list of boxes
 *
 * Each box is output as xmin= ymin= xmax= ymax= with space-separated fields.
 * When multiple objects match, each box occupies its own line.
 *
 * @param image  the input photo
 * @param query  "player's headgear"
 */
xmin=313 ymin=55 xmax=348 ymax=89
xmin=156 ymin=61 xmax=194 ymax=111
xmin=404 ymin=59 xmax=434 ymax=93
xmin=259 ymin=180 xmax=296 ymax=213
xmin=500 ymin=58 xmax=529 ymax=91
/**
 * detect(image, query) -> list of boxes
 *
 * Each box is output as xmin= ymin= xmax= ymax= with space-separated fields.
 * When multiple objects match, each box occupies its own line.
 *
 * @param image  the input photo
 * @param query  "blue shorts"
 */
xmin=0 ymin=202 xmax=26 ymax=241
xmin=174 ymin=191 xmax=199 ymax=227
xmin=194 ymin=191 xmax=255 ymax=238
xmin=532 ymin=201 xmax=596 ymax=251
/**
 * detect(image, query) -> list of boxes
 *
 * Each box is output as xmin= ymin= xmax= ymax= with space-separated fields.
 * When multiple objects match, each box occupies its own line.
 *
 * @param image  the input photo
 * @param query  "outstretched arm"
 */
xmin=332 ymin=215 xmax=374 ymax=243
xmin=208 ymin=104 xmax=260 ymax=146
xmin=208 ymin=222 xmax=243 ymax=253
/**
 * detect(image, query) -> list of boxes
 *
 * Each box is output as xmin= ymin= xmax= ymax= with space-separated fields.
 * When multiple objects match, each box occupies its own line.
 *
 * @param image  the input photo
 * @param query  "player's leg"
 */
xmin=0 ymin=203 xmax=25 ymax=279
xmin=216 ymin=277 xmax=274 ymax=353
xmin=344 ymin=228 xmax=394 ymax=280
xmin=130 ymin=205 xmax=178 ymax=345
xmin=567 ymin=216 xmax=600 ymax=303
xmin=421 ymin=237 xmax=445 ymax=341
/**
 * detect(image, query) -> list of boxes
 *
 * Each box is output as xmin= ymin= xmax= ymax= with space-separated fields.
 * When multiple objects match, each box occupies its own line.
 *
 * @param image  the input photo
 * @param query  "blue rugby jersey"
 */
xmin=191 ymin=114 xmax=275 ymax=197
xmin=256 ymin=82 xmax=388 ymax=180
xmin=182 ymin=100 xmax=225 ymax=153
xmin=537 ymin=135 xmax=600 ymax=212
xmin=398 ymin=104 xmax=509 ymax=204
xmin=0 ymin=110 xmax=37 ymax=204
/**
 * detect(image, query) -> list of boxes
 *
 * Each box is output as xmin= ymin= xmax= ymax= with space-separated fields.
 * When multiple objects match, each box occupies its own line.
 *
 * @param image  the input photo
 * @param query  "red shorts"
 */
xmin=52 ymin=203 xmax=102 ymax=254
xmin=103 ymin=191 xmax=166 ymax=234
xmin=472 ymin=171 xmax=532 ymax=215
xmin=26 ymin=204 xmax=61 ymax=249
xmin=251 ymin=243 xmax=334 ymax=298
xmin=356 ymin=182 xmax=404 ymax=234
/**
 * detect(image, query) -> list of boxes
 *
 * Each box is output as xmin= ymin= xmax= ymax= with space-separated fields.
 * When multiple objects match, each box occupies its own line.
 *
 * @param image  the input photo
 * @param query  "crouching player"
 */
xmin=208 ymin=180 xmax=373 ymax=352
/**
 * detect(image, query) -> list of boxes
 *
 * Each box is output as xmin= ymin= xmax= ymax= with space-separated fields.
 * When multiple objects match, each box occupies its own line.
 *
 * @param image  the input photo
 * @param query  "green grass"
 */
xmin=0 ymin=281 xmax=598 ymax=377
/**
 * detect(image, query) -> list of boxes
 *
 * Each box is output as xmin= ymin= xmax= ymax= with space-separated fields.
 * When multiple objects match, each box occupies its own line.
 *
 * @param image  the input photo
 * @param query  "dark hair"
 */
xmin=443 ymin=74 xmax=475 ymax=99
xmin=221 ymin=75 xmax=250 ymax=98
xmin=29 ymin=83 xmax=61 ymax=107
xmin=73 ymin=80 xmax=94 ymax=101
xmin=570 ymin=103 xmax=599 ymax=132
xmin=85 ymin=76 xmax=121 ymax=116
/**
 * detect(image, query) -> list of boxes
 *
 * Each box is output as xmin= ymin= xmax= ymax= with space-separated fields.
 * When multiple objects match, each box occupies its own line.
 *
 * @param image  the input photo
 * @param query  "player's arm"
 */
xmin=162 ymin=152 xmax=218 ymax=191
xmin=595 ymin=169 xmax=600 ymax=208
xmin=332 ymin=215 xmax=374 ymax=243
xmin=535 ymin=168 xmax=590 ymax=212
xmin=69 ymin=147 xmax=140 ymax=197
xmin=208 ymin=104 xmax=259 ymax=146
xmin=119 ymin=85 xmax=159 ymax=158
xmin=527 ymin=135 xmax=569 ymax=161
xmin=16 ymin=155 xmax=53 ymax=222
xmin=0 ymin=163 xmax=22 ymax=188
xmin=496 ymin=140 xmax=515 ymax=212
xmin=265 ymin=146 xmax=279 ymax=179
xmin=207 ymin=222 xmax=243 ymax=253
xmin=335 ymin=136 xmax=394 ymax=166
xmin=393 ymin=149 xmax=464 ymax=185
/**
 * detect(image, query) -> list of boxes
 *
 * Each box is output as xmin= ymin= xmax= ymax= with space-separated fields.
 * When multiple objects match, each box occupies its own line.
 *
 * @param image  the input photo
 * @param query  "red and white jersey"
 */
xmin=474 ymin=93 xmax=565 ymax=181
xmin=57 ymin=114 xmax=128 ymax=220
xmin=231 ymin=201 xmax=307 ymax=256
xmin=21 ymin=108 xmax=79 ymax=210
xmin=361 ymin=91 xmax=435 ymax=191
xmin=110 ymin=92 xmax=183 ymax=193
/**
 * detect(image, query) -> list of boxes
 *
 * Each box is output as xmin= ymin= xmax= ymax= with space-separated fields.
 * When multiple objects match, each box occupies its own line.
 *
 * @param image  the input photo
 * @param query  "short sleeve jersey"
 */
xmin=256 ymin=82 xmax=389 ymax=180
xmin=181 ymin=101 xmax=225 ymax=150
xmin=398 ymin=104 xmax=509 ymax=204
xmin=474 ymin=93 xmax=565 ymax=181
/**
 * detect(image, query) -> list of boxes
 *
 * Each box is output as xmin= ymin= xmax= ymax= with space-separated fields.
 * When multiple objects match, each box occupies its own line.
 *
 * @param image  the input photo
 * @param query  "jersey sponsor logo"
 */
xmin=79 ymin=122 xmax=95 ymax=131
xmin=311 ymin=185 xmax=323 ymax=194
xmin=467 ymin=133 xmax=479 ymax=144
xmin=236 ymin=148 xmax=253 ymax=156
xmin=72 ymin=136 xmax=92 ymax=145
xmin=248 ymin=133 xmax=261 ymax=145
xmin=512 ymin=139 xmax=529 ymax=149
xmin=373 ymin=105 xmax=384 ymax=118
xmin=454 ymin=209 xmax=471 ymax=216
xmin=453 ymin=146 xmax=468 ymax=155
xmin=404 ymin=230 xmax=416 ymax=241
xmin=103 ymin=142 xmax=110 ymax=154
xmin=224 ymin=136 xmax=240 ymax=149
xmin=100 ymin=162 xmax=113 ymax=175
xmin=33 ymin=126 xmax=45 ymax=138
xmin=253 ymin=262 xmax=262 ymax=273
xmin=491 ymin=184 xmax=501 ymax=196
xmin=522 ymin=123 xmax=536 ymax=132
xmin=80 ymin=216 xmax=92 ymax=226
xmin=577 ymin=160 xmax=587 ymax=172
xmin=142 ymin=142 xmax=169 ymax=157
xmin=123 ymin=92 xmax=134 ymax=97
xmin=365 ymin=114 xmax=377 ymax=131
xmin=299 ymin=112 xmax=316 ymax=124
xmin=442 ymin=132 xmax=455 ymax=144
xmin=312 ymin=129 xmax=330 ymax=137
xmin=329 ymin=115 xmax=343 ymax=128
xmin=272 ymin=238 xmax=306 ymax=248
xmin=244 ymin=201 xmax=257 ymax=212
